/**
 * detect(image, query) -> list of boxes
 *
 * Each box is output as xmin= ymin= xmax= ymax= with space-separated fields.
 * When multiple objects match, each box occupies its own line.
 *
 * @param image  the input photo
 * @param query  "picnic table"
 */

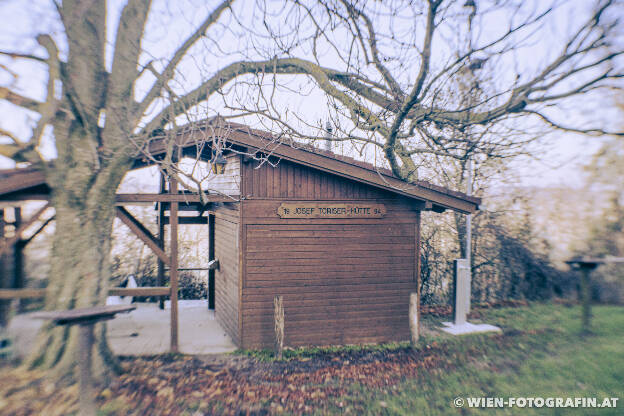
xmin=32 ymin=305 xmax=136 ymax=416
xmin=565 ymin=256 xmax=624 ymax=333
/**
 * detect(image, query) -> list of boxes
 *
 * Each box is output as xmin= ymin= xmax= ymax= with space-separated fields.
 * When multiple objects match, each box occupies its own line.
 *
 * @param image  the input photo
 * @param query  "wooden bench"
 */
xmin=32 ymin=305 xmax=136 ymax=416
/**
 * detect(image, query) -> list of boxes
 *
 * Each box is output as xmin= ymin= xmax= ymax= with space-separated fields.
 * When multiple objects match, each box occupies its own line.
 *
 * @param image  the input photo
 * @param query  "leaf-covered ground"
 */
xmin=1 ymin=301 xmax=622 ymax=415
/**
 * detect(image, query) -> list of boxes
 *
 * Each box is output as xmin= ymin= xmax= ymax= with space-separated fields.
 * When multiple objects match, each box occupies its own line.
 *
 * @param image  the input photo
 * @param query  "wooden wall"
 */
xmin=239 ymin=159 xmax=420 ymax=349
xmin=213 ymin=204 xmax=241 ymax=345
xmin=242 ymin=158 xmax=386 ymax=200
xmin=203 ymin=154 xmax=240 ymax=196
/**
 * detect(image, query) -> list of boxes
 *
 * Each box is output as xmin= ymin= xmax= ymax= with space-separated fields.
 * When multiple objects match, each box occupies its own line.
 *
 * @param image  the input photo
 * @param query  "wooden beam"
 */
xmin=108 ymin=287 xmax=170 ymax=297
xmin=208 ymin=213 xmax=215 ymax=310
xmin=21 ymin=215 xmax=55 ymax=246
xmin=169 ymin=178 xmax=179 ymax=352
xmin=0 ymin=202 xmax=50 ymax=257
xmin=13 ymin=207 xmax=25 ymax=311
xmin=163 ymin=216 xmax=208 ymax=225
xmin=157 ymin=172 xmax=166 ymax=310
xmin=0 ymin=194 xmax=50 ymax=202
xmin=0 ymin=288 xmax=46 ymax=299
xmin=115 ymin=207 xmax=171 ymax=267
xmin=115 ymin=193 xmax=237 ymax=204
xmin=274 ymin=295 xmax=284 ymax=359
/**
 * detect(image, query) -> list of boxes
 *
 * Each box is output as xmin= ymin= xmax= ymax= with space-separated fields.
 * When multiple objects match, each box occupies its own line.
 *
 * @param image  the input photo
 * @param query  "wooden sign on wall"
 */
xmin=277 ymin=203 xmax=386 ymax=219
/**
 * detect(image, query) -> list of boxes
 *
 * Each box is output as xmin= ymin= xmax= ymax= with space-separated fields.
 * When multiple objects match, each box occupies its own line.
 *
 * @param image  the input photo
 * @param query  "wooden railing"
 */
xmin=0 ymin=287 xmax=171 ymax=300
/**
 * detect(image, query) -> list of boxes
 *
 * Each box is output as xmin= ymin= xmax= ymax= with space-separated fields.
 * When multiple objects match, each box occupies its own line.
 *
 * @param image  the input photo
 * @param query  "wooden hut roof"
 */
xmin=0 ymin=122 xmax=480 ymax=213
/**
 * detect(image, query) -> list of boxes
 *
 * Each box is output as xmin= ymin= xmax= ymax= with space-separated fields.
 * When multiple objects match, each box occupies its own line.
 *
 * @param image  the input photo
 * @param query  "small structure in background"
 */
xmin=566 ymin=256 xmax=624 ymax=333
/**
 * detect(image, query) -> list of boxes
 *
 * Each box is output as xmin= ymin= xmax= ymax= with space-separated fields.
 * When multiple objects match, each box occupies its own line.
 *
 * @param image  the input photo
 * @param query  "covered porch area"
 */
xmin=7 ymin=300 xmax=237 ymax=358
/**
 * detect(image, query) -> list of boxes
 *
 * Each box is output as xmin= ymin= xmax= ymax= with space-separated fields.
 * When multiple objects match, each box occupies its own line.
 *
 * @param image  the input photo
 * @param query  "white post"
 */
xmin=454 ymin=259 xmax=471 ymax=325
xmin=465 ymin=158 xmax=472 ymax=313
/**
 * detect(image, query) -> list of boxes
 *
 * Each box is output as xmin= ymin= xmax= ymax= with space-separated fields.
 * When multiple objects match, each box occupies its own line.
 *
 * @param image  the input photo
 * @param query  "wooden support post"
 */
xmin=409 ymin=292 xmax=419 ymax=345
xmin=157 ymin=172 xmax=166 ymax=310
xmin=579 ymin=265 xmax=594 ymax=334
xmin=13 ymin=208 xmax=25 ymax=312
xmin=274 ymin=295 xmax=284 ymax=359
xmin=413 ymin=217 xmax=421 ymax=346
xmin=31 ymin=306 xmax=135 ymax=416
xmin=115 ymin=207 xmax=170 ymax=266
xmin=20 ymin=216 xmax=54 ymax=246
xmin=0 ymin=288 xmax=46 ymax=299
xmin=78 ymin=323 xmax=96 ymax=416
xmin=0 ymin=202 xmax=50 ymax=257
xmin=208 ymin=213 xmax=215 ymax=310
xmin=170 ymin=177 xmax=179 ymax=353
xmin=0 ymin=209 xmax=8 ymax=328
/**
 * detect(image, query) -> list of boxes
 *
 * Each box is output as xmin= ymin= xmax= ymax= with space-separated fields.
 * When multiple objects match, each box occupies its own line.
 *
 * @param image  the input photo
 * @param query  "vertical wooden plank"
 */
xmin=415 ymin=212 xmax=421 ymax=287
xmin=170 ymin=177 xmax=179 ymax=353
xmin=0 ymin=209 xmax=7 ymax=327
xmin=313 ymin=169 xmax=321 ymax=198
xmin=157 ymin=173 xmax=166 ymax=309
xmin=305 ymin=166 xmax=312 ymax=199
xmin=78 ymin=324 xmax=96 ymax=416
xmin=308 ymin=166 xmax=315 ymax=198
xmin=238 ymin=205 xmax=245 ymax=346
xmin=346 ymin=179 xmax=354 ymax=199
xmin=252 ymin=160 xmax=259 ymax=198
xmin=259 ymin=163 xmax=267 ymax=198
xmin=265 ymin=162 xmax=272 ymax=198
xmin=208 ymin=213 xmax=215 ymax=310
xmin=295 ymin=165 xmax=303 ymax=198
xmin=287 ymin=163 xmax=295 ymax=198
xmin=271 ymin=163 xmax=280 ymax=198
xmin=335 ymin=175 xmax=344 ymax=199
xmin=279 ymin=161 xmax=287 ymax=197
xmin=352 ymin=179 xmax=360 ymax=199
xmin=301 ymin=166 xmax=309 ymax=198
xmin=414 ymin=212 xmax=421 ymax=343
xmin=242 ymin=159 xmax=250 ymax=197
xmin=13 ymin=207 xmax=24 ymax=290
xmin=274 ymin=295 xmax=284 ymax=359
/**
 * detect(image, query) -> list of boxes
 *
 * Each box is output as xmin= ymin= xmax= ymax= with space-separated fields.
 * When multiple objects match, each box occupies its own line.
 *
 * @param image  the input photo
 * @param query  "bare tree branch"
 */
xmin=0 ymin=87 xmax=43 ymax=112
xmin=137 ymin=0 xmax=234 ymax=117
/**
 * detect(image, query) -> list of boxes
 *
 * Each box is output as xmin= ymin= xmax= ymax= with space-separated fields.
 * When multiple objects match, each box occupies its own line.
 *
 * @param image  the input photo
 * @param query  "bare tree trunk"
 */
xmin=24 ymin=160 xmax=127 ymax=383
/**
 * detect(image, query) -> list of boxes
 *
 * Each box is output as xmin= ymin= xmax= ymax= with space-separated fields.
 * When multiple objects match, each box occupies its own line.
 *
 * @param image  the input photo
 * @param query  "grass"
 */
xmin=234 ymin=340 xmax=409 ymax=362
xmin=322 ymin=303 xmax=624 ymax=415
xmin=2 ymin=302 xmax=621 ymax=415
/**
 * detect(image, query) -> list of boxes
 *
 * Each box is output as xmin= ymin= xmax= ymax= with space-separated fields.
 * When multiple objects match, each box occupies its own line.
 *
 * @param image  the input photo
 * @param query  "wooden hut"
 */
xmin=0 ymin=122 xmax=480 ymax=350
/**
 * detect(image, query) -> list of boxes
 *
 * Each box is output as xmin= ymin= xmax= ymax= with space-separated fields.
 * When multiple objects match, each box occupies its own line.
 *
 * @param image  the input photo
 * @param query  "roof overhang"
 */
xmin=0 ymin=123 xmax=481 ymax=214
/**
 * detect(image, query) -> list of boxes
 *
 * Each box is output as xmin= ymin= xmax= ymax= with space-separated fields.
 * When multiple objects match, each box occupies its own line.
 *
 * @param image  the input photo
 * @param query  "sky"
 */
xmin=0 ymin=0 xmax=621 ymax=190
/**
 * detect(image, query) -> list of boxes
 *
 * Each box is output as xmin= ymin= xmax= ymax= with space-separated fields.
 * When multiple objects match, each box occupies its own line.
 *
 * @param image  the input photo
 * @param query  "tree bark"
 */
xmin=24 ymin=155 xmax=128 ymax=383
